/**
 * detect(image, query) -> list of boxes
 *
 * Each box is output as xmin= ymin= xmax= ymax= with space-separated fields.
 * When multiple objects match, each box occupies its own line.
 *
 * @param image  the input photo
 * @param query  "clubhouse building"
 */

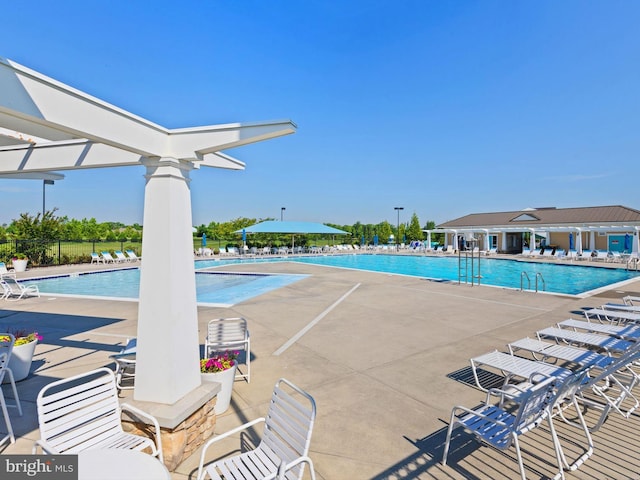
xmin=430 ymin=205 xmax=640 ymax=254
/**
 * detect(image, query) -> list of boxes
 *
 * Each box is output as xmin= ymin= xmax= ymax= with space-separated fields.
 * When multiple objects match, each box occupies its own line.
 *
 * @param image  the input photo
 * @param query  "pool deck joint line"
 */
xmin=273 ymin=283 xmax=361 ymax=356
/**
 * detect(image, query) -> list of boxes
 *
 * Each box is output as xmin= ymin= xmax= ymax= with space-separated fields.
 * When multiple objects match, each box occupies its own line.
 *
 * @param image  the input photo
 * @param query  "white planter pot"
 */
xmin=12 ymin=259 xmax=28 ymax=272
xmin=4 ymin=339 xmax=37 ymax=382
xmin=201 ymin=361 xmax=237 ymax=414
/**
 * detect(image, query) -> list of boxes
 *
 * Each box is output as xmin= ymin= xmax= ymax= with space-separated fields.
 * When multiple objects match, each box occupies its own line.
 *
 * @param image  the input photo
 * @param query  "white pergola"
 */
xmin=0 ymin=57 xmax=296 ymax=404
xmin=425 ymin=225 xmax=640 ymax=254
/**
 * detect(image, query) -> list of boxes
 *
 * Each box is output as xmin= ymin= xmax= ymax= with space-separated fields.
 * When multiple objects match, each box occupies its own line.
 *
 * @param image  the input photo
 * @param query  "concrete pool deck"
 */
xmin=2 ymin=258 xmax=640 ymax=479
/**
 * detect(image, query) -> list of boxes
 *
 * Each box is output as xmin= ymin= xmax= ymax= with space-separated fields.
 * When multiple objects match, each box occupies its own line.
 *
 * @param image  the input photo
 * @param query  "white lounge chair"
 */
xmin=602 ymin=302 xmax=640 ymax=314
xmin=610 ymin=251 xmax=623 ymax=263
xmin=577 ymin=250 xmax=593 ymax=261
xmin=443 ymin=375 xmax=564 ymax=480
xmin=0 ymin=262 xmax=15 ymax=278
xmin=565 ymin=250 xmax=578 ymax=261
xmin=33 ymin=367 xmax=163 ymax=462
xmin=558 ymin=318 xmax=640 ymax=341
xmin=101 ymin=251 xmax=116 ymax=264
xmin=469 ymin=350 xmax=573 ymax=392
xmin=623 ymin=295 xmax=640 ymax=306
xmin=584 ymin=308 xmax=640 ymax=325
xmin=592 ymin=250 xmax=609 ymax=262
xmin=508 ymin=337 xmax=614 ymax=371
xmin=510 ymin=336 xmax=640 ymax=432
xmin=0 ymin=334 xmax=23 ymax=446
xmin=125 ymin=249 xmax=140 ymax=261
xmin=1 ymin=277 xmax=40 ymax=301
xmin=114 ymin=250 xmax=129 ymax=263
xmin=110 ymin=338 xmax=137 ymax=391
xmin=197 ymin=378 xmax=316 ymax=480
xmin=537 ymin=327 xmax=635 ymax=355
xmin=205 ymin=317 xmax=250 ymax=383
xmin=90 ymin=252 xmax=103 ymax=265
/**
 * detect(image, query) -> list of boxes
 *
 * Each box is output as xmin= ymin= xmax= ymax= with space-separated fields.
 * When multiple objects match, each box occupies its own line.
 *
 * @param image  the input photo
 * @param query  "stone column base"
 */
xmin=121 ymin=382 xmax=220 ymax=471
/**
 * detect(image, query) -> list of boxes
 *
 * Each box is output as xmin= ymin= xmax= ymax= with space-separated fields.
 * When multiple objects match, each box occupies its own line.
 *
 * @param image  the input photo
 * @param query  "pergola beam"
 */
xmin=0 ymin=57 xmax=295 ymax=160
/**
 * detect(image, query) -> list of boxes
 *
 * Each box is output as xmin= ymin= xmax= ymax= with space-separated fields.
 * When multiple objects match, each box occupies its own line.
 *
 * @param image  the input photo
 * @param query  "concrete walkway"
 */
xmin=1 ymin=258 xmax=640 ymax=479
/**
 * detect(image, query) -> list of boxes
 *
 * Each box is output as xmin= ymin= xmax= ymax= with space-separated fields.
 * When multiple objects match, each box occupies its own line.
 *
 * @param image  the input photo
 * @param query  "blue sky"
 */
xmin=1 ymin=1 xmax=639 ymax=227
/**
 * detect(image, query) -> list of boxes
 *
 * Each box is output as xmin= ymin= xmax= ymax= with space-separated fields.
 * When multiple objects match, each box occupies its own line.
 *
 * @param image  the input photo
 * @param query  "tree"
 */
xmin=406 ymin=213 xmax=424 ymax=241
xmin=11 ymin=209 xmax=65 ymax=265
xmin=82 ymin=218 xmax=102 ymax=240
xmin=377 ymin=221 xmax=393 ymax=244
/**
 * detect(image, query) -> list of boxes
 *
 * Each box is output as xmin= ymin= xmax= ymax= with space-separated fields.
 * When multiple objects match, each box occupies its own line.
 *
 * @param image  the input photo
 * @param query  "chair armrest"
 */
xmin=450 ymin=405 xmax=510 ymax=429
xmin=33 ymin=439 xmax=57 ymax=455
xmin=275 ymin=456 xmax=317 ymax=480
xmin=110 ymin=352 xmax=136 ymax=363
xmin=120 ymin=402 xmax=163 ymax=463
xmin=197 ymin=417 xmax=266 ymax=480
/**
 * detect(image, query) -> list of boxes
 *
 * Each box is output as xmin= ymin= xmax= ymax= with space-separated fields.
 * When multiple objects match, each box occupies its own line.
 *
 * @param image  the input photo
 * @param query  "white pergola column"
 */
xmin=589 ymin=231 xmax=596 ymax=250
xmin=576 ymin=230 xmax=583 ymax=253
xmin=501 ymin=231 xmax=507 ymax=251
xmin=426 ymin=231 xmax=431 ymax=248
xmin=134 ymin=157 xmax=200 ymax=403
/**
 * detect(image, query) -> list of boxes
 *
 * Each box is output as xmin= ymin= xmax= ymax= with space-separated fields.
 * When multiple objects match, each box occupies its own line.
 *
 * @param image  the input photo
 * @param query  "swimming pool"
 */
xmin=197 ymin=254 xmax=640 ymax=295
xmin=31 ymin=268 xmax=308 ymax=307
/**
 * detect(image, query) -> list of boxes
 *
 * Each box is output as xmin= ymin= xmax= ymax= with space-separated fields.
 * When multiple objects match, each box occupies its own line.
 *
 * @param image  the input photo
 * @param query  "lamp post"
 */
xmin=281 ymin=207 xmax=286 ymax=221
xmin=394 ymin=207 xmax=404 ymax=251
xmin=43 ymin=179 xmax=54 ymax=217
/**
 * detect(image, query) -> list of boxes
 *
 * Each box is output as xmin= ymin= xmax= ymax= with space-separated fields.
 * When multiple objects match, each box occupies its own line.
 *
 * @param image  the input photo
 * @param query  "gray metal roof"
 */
xmin=438 ymin=205 xmax=640 ymax=228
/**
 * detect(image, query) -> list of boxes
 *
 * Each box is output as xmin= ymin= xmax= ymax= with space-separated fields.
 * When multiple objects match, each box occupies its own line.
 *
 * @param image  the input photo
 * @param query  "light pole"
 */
xmin=394 ymin=207 xmax=404 ymax=251
xmin=281 ymin=207 xmax=286 ymax=221
xmin=43 ymin=179 xmax=54 ymax=217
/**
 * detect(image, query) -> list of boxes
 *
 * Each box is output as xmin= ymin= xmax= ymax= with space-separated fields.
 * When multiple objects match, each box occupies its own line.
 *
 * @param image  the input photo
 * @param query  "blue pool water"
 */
xmin=29 ymin=255 xmax=640 ymax=300
xmin=31 ymin=268 xmax=308 ymax=306
xmin=197 ymin=255 xmax=640 ymax=295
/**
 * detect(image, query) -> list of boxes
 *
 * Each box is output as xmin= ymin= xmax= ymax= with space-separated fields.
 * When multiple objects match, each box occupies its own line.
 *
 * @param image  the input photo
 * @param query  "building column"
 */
xmin=134 ymin=157 xmax=201 ymax=404
xmin=576 ymin=230 xmax=583 ymax=253
xmin=589 ymin=231 xmax=596 ymax=250
xmin=501 ymin=231 xmax=507 ymax=251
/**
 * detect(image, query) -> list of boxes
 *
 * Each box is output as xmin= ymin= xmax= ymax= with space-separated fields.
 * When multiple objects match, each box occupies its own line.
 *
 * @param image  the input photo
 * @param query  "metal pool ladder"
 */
xmin=458 ymin=247 xmax=482 ymax=286
xmin=520 ymin=271 xmax=546 ymax=293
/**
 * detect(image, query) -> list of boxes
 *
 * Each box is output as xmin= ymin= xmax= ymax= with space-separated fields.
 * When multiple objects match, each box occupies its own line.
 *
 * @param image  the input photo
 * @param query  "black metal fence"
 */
xmin=0 ymin=240 xmax=143 ymax=267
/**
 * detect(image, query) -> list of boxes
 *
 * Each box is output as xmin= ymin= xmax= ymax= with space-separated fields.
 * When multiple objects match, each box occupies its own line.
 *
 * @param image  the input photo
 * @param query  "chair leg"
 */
xmin=246 ymin=340 xmax=250 ymax=383
xmin=441 ymin=414 xmax=458 ymax=466
xmin=4 ymin=369 xmax=22 ymax=416
xmin=551 ymin=397 xmax=594 ymax=477
xmin=0 ymin=388 xmax=15 ymax=446
xmin=511 ymin=435 xmax=528 ymax=480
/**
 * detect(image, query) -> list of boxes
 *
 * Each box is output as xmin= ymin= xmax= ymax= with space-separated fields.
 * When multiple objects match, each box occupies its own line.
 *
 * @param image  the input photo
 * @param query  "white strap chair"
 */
xmin=443 ymin=375 xmax=562 ymax=480
xmin=197 ymin=378 xmax=316 ymax=480
xmin=33 ymin=367 xmax=163 ymax=462
xmin=205 ymin=317 xmax=250 ymax=383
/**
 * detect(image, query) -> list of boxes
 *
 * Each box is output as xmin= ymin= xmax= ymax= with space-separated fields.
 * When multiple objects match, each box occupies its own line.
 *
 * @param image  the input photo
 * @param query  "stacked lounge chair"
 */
xmin=441 ymin=293 xmax=640 ymax=479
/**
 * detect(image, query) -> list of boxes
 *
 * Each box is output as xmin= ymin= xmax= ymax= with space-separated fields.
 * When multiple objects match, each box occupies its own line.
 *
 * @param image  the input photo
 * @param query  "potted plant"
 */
xmin=200 ymin=350 xmax=238 ymax=414
xmin=0 ymin=329 xmax=42 ymax=382
xmin=11 ymin=253 xmax=28 ymax=273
